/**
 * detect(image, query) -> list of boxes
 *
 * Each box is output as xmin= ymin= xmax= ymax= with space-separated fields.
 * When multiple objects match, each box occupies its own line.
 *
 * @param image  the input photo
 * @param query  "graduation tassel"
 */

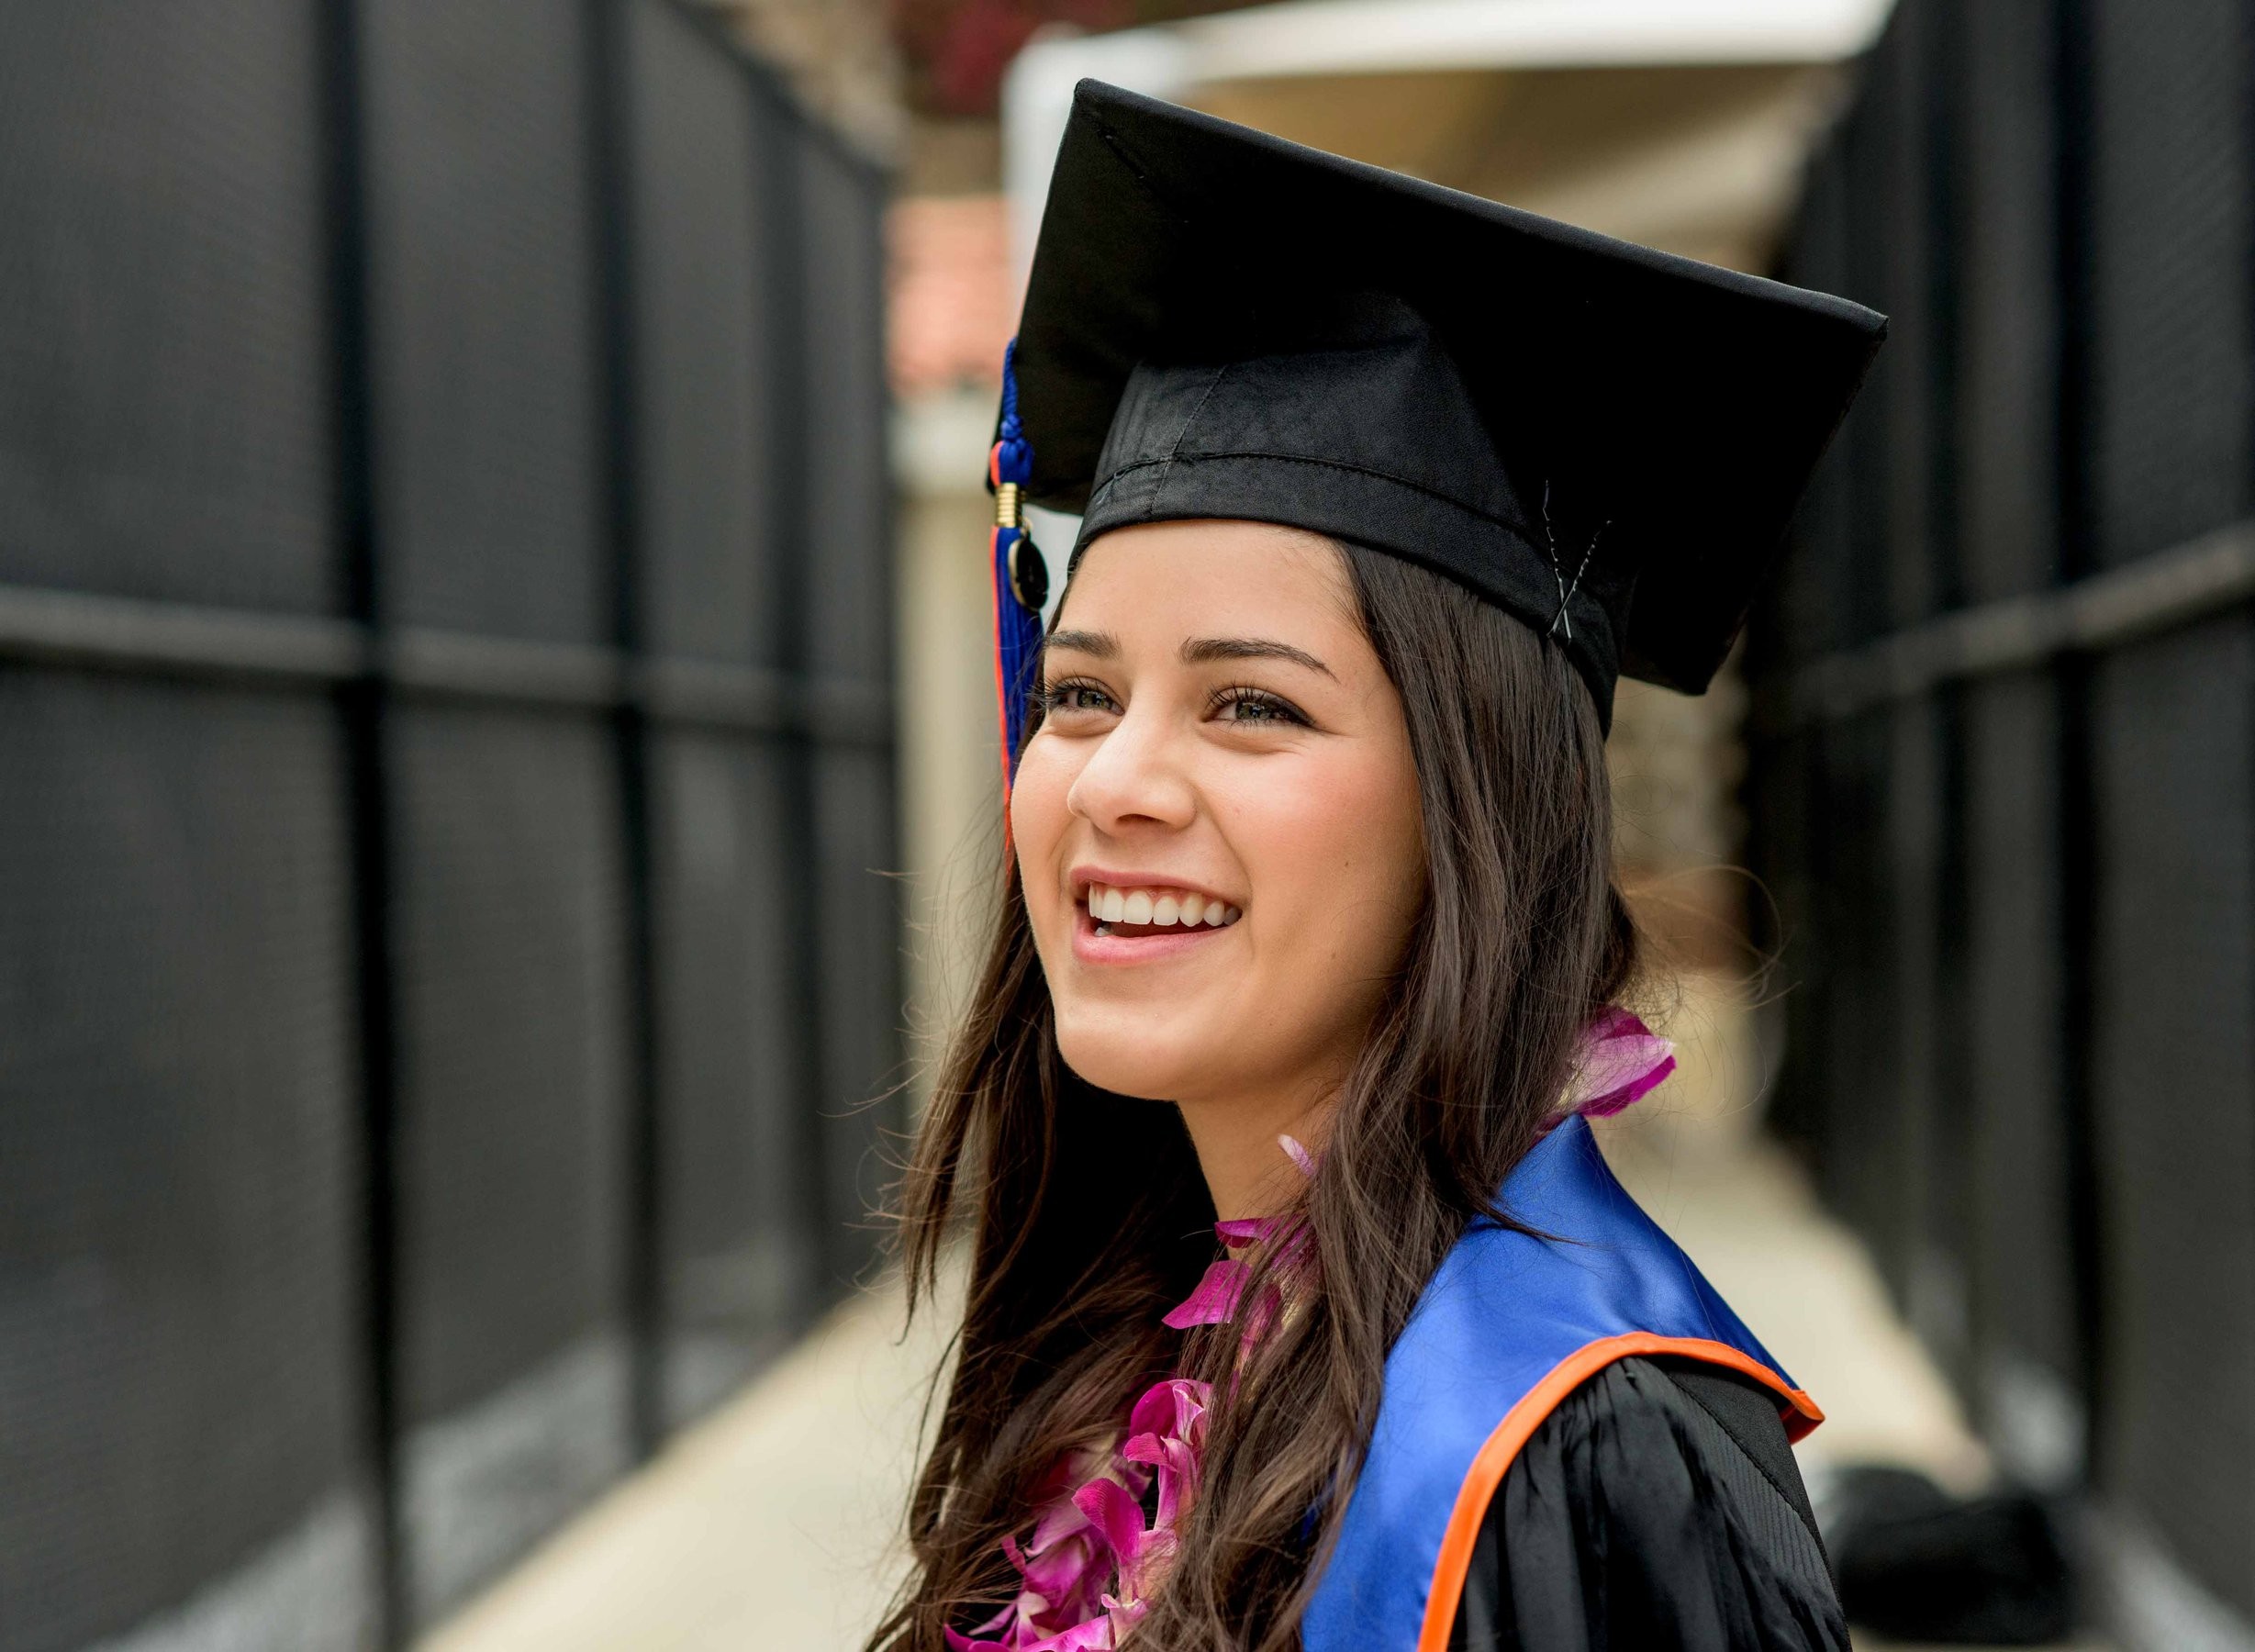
xmin=989 ymin=338 xmax=1048 ymax=796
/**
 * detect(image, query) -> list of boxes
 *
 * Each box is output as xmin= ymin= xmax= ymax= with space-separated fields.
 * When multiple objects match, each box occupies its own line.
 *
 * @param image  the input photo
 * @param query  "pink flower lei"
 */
xmin=945 ymin=1009 xmax=1673 ymax=1652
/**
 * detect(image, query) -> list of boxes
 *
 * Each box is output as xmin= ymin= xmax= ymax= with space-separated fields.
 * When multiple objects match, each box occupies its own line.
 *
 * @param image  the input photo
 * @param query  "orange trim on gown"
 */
xmin=1414 ymin=1334 xmax=1825 ymax=1652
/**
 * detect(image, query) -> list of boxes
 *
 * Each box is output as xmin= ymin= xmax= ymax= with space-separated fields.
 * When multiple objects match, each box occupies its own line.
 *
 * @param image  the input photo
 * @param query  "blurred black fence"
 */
xmin=1750 ymin=0 xmax=2254 ymax=1643
xmin=0 ymin=4 xmax=899 ymax=1648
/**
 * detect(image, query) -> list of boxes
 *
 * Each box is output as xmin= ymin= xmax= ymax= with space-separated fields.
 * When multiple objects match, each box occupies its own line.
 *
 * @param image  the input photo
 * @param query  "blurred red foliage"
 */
xmin=892 ymin=0 xmax=1262 ymax=117
xmin=888 ymin=195 xmax=1015 ymax=396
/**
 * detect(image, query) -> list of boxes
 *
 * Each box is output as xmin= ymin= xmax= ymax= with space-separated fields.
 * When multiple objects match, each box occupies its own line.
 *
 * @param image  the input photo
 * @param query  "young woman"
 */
xmin=872 ymin=84 xmax=1884 ymax=1652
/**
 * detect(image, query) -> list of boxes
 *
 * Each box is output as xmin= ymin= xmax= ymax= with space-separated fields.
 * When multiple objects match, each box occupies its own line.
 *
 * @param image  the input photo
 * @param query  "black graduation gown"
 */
xmin=1449 ymin=1356 xmax=1848 ymax=1652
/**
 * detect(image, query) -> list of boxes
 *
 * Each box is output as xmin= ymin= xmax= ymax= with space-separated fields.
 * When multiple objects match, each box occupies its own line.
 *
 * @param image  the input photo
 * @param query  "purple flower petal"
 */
xmin=1131 ymin=1433 xmax=1200 ymax=1527
xmin=1577 ymin=1048 xmax=1676 ymax=1117
xmin=1161 ymin=1257 xmax=1247 ymax=1328
xmin=1104 ymin=1591 xmax=1152 ymax=1640
xmin=1278 ymin=1133 xmax=1319 ymax=1178
xmin=1072 ymin=1478 xmax=1147 ymax=1569
xmin=966 ymin=1596 xmax=1019 ymax=1636
xmin=1574 ymin=1032 xmax=1672 ymax=1092
xmin=1566 ymin=1008 xmax=1676 ymax=1118
xmin=1015 ymin=1535 xmax=1093 ymax=1607
xmin=1027 ymin=1498 xmax=1090 ymax=1554
xmin=1127 ymin=1376 xmax=1208 ymax=1440
xmin=1213 ymin=1215 xmax=1278 ymax=1246
xmin=1031 ymin=1621 xmax=1117 ymax=1652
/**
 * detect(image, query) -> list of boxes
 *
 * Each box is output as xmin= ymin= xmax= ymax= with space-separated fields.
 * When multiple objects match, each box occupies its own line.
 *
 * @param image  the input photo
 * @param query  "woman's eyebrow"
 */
xmin=1044 ymin=628 xmax=1118 ymax=658
xmin=1180 ymin=636 xmax=1337 ymax=679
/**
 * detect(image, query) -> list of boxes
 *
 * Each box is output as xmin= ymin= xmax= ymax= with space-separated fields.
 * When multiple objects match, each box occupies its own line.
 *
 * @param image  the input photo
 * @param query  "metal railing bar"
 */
xmin=0 ymin=582 xmax=371 ymax=684
xmin=385 ymin=628 xmax=623 ymax=708
xmin=0 ymin=572 xmax=892 ymax=739
xmin=631 ymin=655 xmax=795 ymax=729
xmin=1768 ymin=518 xmax=2255 ymax=728
xmin=0 ymin=579 xmax=895 ymax=744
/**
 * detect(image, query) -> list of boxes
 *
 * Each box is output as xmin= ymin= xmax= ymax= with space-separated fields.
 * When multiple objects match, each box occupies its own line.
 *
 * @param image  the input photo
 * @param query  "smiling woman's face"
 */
xmin=1010 ymin=519 xmax=1426 ymax=1122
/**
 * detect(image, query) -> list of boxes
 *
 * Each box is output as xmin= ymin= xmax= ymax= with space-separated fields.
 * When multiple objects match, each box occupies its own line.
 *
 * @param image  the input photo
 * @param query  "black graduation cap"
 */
xmin=996 ymin=80 xmax=1886 ymax=731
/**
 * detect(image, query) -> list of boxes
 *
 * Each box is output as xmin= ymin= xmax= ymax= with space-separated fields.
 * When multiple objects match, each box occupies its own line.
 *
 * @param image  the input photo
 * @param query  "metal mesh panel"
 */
xmin=649 ymin=731 xmax=817 ymax=1428
xmin=627 ymin=0 xmax=787 ymax=667
xmin=1810 ymin=712 xmax=1906 ymax=1281
xmin=797 ymin=129 xmax=901 ymax=1285
xmin=1811 ymin=21 xmax=1920 ymax=647
xmin=1961 ymin=673 xmax=2081 ymax=1390
xmin=0 ymin=3 xmax=336 ymax=613
xmin=1954 ymin=0 xmax=2063 ymax=603
xmin=0 ymin=674 xmax=369 ymax=1652
xmin=2085 ymin=0 xmax=2252 ymax=565
xmin=1868 ymin=3 xmax=1947 ymax=627
xmin=799 ymin=134 xmax=891 ymax=676
xmin=809 ymin=752 xmax=904 ymax=1284
xmin=2089 ymin=617 xmax=2255 ymax=1619
xmin=1769 ymin=144 xmax=1860 ymax=662
xmin=0 ymin=0 xmax=903 ymax=1638
xmin=1754 ymin=5 xmax=2255 ymax=1625
xmin=388 ymin=705 xmax=632 ymax=1625
xmin=359 ymin=0 xmax=608 ymax=643
xmin=1890 ymin=694 xmax=1975 ymax=1377
xmin=1745 ymin=721 xmax=1824 ymax=1154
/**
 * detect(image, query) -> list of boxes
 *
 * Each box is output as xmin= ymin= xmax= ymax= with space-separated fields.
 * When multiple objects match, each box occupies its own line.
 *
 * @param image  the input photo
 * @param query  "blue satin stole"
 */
xmin=1301 ymin=1114 xmax=1820 ymax=1652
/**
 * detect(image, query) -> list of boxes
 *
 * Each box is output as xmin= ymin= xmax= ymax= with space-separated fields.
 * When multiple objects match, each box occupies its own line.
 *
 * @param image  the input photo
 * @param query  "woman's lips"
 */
xmin=1069 ymin=898 xmax=1239 ymax=966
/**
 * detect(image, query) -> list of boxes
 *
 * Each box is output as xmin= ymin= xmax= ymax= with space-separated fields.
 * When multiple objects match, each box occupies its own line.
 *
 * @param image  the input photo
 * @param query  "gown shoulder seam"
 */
xmin=1644 ymin=1357 xmax=1831 ymax=1568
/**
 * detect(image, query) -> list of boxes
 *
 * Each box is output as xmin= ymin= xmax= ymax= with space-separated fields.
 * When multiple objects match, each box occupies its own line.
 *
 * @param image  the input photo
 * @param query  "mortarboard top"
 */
xmin=1000 ymin=80 xmax=1886 ymax=729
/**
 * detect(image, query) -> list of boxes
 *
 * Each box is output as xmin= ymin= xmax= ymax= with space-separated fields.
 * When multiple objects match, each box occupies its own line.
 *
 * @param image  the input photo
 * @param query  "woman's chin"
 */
xmin=1054 ymin=1021 xmax=1233 ymax=1105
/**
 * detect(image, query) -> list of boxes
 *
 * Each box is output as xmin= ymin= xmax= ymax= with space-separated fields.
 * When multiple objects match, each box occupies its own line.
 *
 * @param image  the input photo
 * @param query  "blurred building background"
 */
xmin=3 ymin=1 xmax=2252 ymax=1650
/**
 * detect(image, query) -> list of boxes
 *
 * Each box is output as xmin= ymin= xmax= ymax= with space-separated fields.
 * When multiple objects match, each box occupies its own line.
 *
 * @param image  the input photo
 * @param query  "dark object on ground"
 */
xmin=1821 ymin=1464 xmax=2076 ymax=1645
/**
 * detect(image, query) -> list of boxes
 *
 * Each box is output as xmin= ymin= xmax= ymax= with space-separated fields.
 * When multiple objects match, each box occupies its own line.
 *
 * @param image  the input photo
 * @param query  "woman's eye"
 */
xmin=1214 ymin=687 xmax=1308 ymax=727
xmin=1041 ymin=681 xmax=1120 ymax=716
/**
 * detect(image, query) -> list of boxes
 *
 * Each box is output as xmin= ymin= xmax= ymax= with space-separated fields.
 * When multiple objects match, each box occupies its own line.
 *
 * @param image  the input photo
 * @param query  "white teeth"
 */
xmin=1081 ymin=884 xmax=1242 ymax=930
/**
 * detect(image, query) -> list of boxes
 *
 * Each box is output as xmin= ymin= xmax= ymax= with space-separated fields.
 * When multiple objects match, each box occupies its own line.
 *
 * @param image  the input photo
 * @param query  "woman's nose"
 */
xmin=1065 ymin=703 xmax=1197 ymax=832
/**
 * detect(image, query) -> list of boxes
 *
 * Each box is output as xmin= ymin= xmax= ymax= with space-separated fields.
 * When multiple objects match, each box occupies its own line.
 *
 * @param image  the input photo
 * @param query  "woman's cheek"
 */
xmin=1271 ymin=765 xmax=1420 ymax=991
xmin=1008 ymin=737 xmax=1074 ymax=939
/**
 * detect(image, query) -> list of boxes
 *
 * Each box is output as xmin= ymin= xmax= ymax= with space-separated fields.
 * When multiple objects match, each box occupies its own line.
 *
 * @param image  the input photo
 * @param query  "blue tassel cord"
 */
xmin=989 ymin=338 xmax=1046 ymax=792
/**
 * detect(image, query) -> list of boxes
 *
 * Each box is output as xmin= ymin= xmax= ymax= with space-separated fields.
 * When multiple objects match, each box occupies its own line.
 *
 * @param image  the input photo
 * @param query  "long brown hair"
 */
xmin=870 ymin=539 xmax=1641 ymax=1651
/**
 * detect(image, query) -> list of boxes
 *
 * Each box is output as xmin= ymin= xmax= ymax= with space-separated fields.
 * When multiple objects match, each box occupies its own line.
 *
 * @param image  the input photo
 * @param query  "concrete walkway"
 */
xmin=421 ymin=978 xmax=2096 ymax=1652
xmin=420 ymin=1278 xmax=951 ymax=1652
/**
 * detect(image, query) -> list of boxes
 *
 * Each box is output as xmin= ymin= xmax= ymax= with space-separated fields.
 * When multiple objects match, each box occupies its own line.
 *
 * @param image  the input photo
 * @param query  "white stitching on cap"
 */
xmin=1539 ymin=479 xmax=1608 ymax=642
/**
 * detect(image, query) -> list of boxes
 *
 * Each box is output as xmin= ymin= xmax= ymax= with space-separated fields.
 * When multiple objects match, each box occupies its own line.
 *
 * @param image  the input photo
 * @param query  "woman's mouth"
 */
xmin=1071 ymin=882 xmax=1242 ymax=964
xmin=1084 ymin=882 xmax=1241 ymax=935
